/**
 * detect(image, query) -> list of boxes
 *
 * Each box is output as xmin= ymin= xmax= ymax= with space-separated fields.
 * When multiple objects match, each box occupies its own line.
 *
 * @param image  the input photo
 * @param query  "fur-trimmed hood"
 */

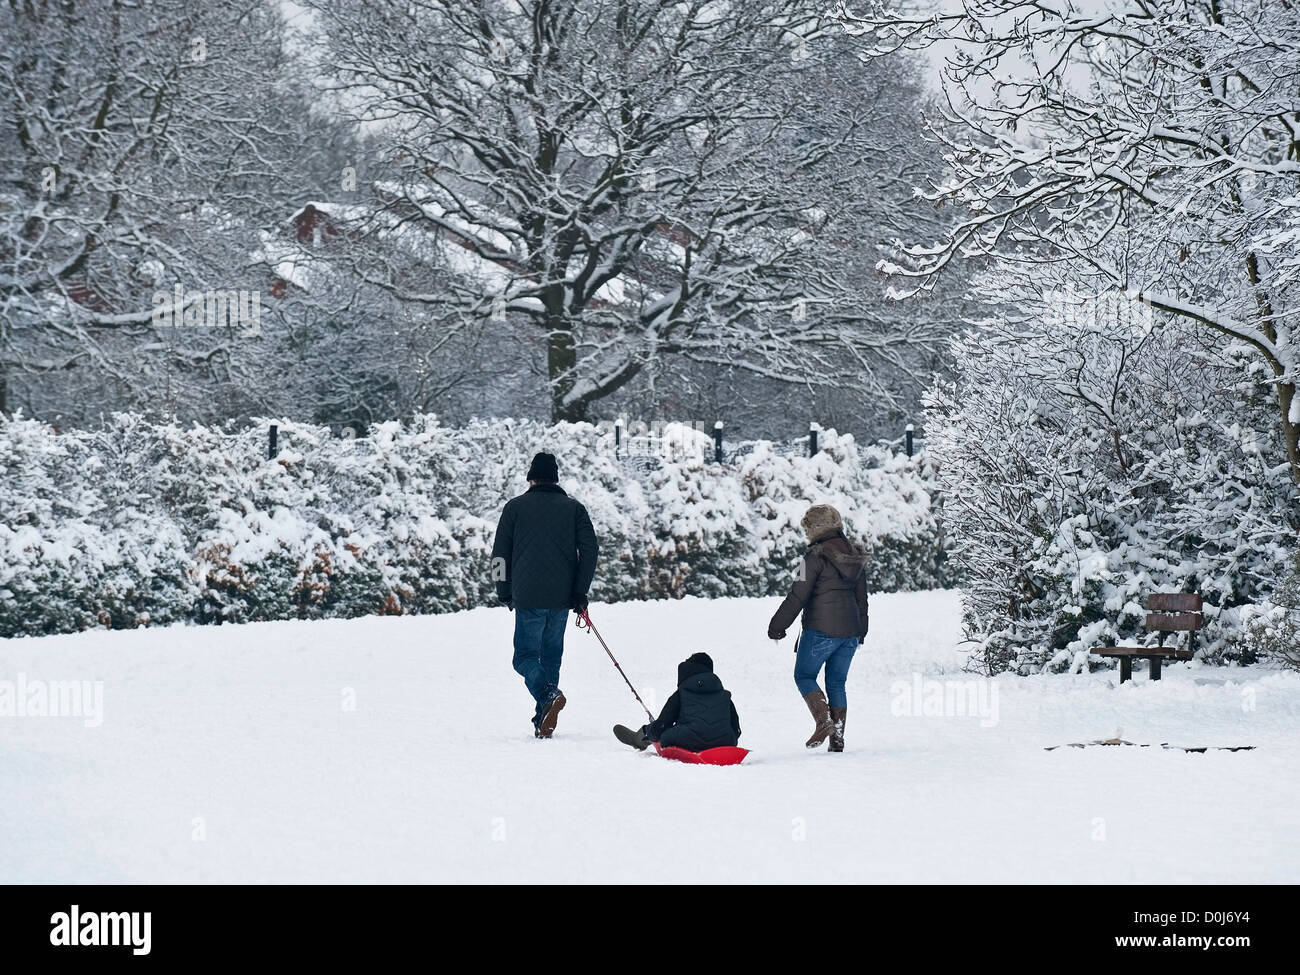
xmin=808 ymin=532 xmax=869 ymax=580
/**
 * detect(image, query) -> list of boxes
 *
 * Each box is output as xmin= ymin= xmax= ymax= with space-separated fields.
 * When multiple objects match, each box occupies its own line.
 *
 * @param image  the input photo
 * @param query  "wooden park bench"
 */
xmin=1091 ymin=593 xmax=1202 ymax=682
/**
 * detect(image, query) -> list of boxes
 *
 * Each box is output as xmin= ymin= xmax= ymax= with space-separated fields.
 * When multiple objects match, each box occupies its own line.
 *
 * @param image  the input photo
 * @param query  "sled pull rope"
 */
xmin=576 ymin=610 xmax=654 ymax=723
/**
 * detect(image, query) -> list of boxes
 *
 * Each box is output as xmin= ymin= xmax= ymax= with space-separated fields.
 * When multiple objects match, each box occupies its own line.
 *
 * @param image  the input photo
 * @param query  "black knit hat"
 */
xmin=527 ymin=451 xmax=559 ymax=483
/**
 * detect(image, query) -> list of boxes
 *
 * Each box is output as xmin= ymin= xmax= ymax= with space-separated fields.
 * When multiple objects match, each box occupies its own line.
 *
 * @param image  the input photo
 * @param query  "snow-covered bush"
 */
xmin=0 ymin=416 xmax=108 ymax=635
xmin=739 ymin=431 xmax=947 ymax=595
xmin=438 ymin=417 xmax=654 ymax=606
xmin=927 ymin=278 xmax=1299 ymax=675
xmin=1245 ymin=551 xmax=1300 ymax=671
xmin=85 ymin=415 xmax=198 ymax=629
xmin=0 ymin=412 xmax=949 ymax=638
xmin=313 ymin=415 xmax=466 ymax=617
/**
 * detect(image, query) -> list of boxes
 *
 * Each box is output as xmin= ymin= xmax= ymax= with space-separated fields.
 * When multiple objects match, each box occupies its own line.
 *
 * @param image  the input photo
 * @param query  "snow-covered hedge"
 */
xmin=0 ymin=414 xmax=949 ymax=637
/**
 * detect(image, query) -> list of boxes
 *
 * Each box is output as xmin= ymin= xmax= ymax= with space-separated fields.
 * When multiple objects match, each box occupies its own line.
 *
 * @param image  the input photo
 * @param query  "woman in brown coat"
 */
xmin=768 ymin=504 xmax=869 ymax=752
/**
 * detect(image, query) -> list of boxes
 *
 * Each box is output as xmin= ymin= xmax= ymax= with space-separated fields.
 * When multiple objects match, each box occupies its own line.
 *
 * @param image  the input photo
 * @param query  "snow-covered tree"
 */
xmin=309 ymin=0 xmax=955 ymax=422
xmin=842 ymin=0 xmax=1300 ymax=485
xmin=0 ymin=0 xmax=341 ymax=421
xmin=926 ymin=266 xmax=1297 ymax=674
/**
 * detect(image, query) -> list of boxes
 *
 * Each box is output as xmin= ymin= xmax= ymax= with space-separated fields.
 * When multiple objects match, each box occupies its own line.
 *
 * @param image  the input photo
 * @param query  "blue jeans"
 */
xmin=794 ymin=628 xmax=858 ymax=709
xmin=513 ymin=608 xmax=568 ymax=710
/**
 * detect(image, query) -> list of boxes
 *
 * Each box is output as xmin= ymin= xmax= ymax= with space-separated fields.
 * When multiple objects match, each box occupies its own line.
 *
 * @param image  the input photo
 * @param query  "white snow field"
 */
xmin=2 ymin=589 xmax=1298 ymax=884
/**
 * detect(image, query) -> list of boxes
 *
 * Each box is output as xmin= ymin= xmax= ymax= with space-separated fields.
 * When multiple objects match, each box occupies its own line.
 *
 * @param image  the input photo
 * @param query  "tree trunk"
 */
xmin=547 ymin=316 xmax=584 ymax=423
xmin=1243 ymin=248 xmax=1300 ymax=490
xmin=1277 ymin=377 xmax=1300 ymax=490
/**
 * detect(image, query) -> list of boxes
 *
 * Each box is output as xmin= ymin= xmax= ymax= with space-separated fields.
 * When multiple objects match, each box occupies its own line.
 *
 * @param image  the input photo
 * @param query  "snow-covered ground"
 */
xmin=3 ymin=590 xmax=1297 ymax=883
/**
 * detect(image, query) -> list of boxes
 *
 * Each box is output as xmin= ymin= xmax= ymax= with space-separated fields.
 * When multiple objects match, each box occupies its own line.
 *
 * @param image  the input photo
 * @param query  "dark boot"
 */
xmin=828 ymin=706 xmax=846 ymax=752
xmin=613 ymin=724 xmax=651 ymax=750
xmin=535 ymin=688 xmax=566 ymax=738
xmin=803 ymin=690 xmax=834 ymax=748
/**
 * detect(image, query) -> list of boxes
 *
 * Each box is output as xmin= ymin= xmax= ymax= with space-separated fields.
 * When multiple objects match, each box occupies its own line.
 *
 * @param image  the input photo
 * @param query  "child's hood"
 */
xmin=680 ymin=671 xmax=725 ymax=695
xmin=677 ymin=651 xmax=716 ymax=686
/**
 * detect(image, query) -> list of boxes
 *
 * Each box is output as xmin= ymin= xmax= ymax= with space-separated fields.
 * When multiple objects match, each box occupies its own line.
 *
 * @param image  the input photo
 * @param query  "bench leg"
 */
xmin=1150 ymin=656 xmax=1162 ymax=681
xmin=1119 ymin=657 xmax=1132 ymax=683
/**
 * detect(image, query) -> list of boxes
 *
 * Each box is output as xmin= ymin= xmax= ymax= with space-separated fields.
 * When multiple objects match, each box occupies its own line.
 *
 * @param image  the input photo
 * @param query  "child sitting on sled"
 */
xmin=618 ymin=652 xmax=741 ymax=752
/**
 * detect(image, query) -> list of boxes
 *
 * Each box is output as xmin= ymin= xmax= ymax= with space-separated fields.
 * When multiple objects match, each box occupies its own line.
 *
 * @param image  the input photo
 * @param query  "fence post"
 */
xmin=809 ymin=422 xmax=820 ymax=457
xmin=713 ymin=421 xmax=724 ymax=464
xmin=268 ymin=423 xmax=279 ymax=459
xmin=905 ymin=423 xmax=914 ymax=458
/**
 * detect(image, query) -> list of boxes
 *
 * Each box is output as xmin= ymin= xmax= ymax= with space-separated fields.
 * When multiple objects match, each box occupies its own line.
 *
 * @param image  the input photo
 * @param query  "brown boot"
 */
xmin=803 ymin=690 xmax=834 ymax=748
xmin=828 ymin=706 xmax=846 ymax=752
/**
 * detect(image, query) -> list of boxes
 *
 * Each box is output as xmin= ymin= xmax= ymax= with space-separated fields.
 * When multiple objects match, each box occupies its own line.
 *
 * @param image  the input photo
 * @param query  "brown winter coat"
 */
xmin=768 ymin=531 xmax=870 ymax=640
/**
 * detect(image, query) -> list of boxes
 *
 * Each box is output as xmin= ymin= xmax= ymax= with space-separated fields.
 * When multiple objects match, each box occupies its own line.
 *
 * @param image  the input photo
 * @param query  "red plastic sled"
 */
xmin=653 ymin=743 xmax=750 ymax=766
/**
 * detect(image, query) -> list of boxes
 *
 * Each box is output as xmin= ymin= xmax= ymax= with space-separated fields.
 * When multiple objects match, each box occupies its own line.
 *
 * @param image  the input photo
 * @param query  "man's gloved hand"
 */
xmin=572 ymin=593 xmax=589 ymax=614
xmin=768 ymin=626 xmax=786 ymax=641
xmin=503 ymin=598 xmax=514 ymax=612
xmin=858 ymin=635 xmax=864 ymax=645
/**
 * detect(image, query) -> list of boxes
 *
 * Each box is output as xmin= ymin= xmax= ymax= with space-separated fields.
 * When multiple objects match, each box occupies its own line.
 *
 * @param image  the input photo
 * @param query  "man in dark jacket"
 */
xmin=767 ymin=504 xmax=868 ymax=752
xmin=491 ymin=451 xmax=599 ymax=738
xmin=624 ymin=652 xmax=741 ymax=752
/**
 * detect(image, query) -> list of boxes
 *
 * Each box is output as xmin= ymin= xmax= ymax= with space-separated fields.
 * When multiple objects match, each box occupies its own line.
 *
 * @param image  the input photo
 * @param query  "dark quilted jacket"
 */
xmin=491 ymin=484 xmax=598 ymax=609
